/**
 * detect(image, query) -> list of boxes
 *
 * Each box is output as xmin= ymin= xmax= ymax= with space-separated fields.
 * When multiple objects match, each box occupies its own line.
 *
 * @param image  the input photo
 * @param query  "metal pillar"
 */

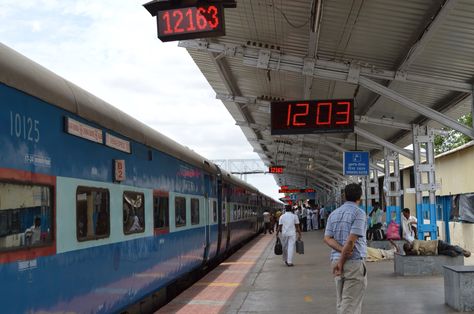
xmin=383 ymin=148 xmax=402 ymax=225
xmin=413 ymin=125 xmax=437 ymax=240
xmin=360 ymin=176 xmax=367 ymax=211
xmin=366 ymin=167 xmax=380 ymax=215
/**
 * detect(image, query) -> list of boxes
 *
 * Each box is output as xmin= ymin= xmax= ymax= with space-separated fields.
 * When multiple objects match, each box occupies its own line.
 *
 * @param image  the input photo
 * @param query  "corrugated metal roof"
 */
xmin=184 ymin=0 xmax=474 ymax=193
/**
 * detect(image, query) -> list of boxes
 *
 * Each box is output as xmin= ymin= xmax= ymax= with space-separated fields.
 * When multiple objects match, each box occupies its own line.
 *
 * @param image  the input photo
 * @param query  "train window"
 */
xmin=154 ymin=196 xmax=169 ymax=229
xmin=233 ymin=205 xmax=237 ymax=220
xmin=191 ymin=198 xmax=200 ymax=225
xmin=175 ymin=196 xmax=186 ymax=227
xmin=0 ymin=182 xmax=53 ymax=251
xmin=213 ymin=201 xmax=217 ymax=223
xmin=76 ymin=187 xmax=109 ymax=241
xmin=123 ymin=191 xmax=145 ymax=235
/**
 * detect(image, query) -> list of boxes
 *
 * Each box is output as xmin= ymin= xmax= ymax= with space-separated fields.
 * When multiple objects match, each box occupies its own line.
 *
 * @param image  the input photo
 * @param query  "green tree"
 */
xmin=434 ymin=112 xmax=472 ymax=155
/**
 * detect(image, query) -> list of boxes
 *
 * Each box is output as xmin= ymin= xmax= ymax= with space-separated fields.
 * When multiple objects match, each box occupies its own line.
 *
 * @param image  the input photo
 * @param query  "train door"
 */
xmin=215 ymin=168 xmax=223 ymax=256
xmin=203 ymin=191 xmax=211 ymax=262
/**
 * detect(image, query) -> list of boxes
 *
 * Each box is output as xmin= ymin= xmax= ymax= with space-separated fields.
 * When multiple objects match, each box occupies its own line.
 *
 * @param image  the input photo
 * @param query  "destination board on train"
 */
xmin=271 ymin=99 xmax=354 ymax=135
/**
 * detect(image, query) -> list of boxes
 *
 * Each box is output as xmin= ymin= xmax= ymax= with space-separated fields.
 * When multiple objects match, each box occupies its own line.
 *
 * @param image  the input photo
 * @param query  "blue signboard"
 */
xmin=343 ymin=151 xmax=370 ymax=176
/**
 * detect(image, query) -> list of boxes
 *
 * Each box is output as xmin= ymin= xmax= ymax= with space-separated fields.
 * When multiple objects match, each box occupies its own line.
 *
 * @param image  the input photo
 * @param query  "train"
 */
xmin=0 ymin=43 xmax=282 ymax=313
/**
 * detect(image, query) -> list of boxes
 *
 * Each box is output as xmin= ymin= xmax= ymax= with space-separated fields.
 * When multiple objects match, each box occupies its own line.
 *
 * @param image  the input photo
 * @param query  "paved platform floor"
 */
xmin=157 ymin=230 xmax=462 ymax=314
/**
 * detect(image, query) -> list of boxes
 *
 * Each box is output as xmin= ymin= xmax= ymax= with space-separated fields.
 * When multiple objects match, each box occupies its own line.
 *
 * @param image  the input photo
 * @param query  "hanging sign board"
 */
xmin=343 ymin=151 xmax=369 ymax=176
xmin=148 ymin=2 xmax=225 ymax=42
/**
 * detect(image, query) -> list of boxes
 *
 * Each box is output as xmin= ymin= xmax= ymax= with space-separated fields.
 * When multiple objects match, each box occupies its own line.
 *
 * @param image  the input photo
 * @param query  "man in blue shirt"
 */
xmin=324 ymin=183 xmax=367 ymax=314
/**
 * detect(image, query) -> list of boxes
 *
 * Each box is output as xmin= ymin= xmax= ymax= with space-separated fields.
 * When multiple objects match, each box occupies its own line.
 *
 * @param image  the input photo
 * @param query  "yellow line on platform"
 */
xmin=304 ymin=296 xmax=313 ymax=303
xmin=195 ymin=282 xmax=240 ymax=287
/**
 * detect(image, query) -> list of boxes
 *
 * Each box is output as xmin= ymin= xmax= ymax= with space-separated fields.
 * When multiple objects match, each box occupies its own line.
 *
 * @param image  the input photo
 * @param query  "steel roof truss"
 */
xmin=359 ymin=76 xmax=474 ymax=139
xmin=179 ymin=40 xmax=473 ymax=93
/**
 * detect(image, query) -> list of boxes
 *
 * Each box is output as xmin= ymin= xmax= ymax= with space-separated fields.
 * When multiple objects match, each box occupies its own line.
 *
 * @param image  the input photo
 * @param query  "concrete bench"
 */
xmin=394 ymin=253 xmax=464 ymax=276
xmin=444 ymin=265 xmax=474 ymax=312
xmin=367 ymin=240 xmax=405 ymax=253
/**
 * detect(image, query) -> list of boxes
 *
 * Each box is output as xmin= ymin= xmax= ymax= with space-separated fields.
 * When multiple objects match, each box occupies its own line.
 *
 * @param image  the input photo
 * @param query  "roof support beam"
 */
xmin=359 ymin=76 xmax=474 ymax=139
xmin=354 ymin=126 xmax=413 ymax=159
xmin=304 ymin=0 xmax=323 ymax=99
xmin=399 ymin=0 xmax=459 ymax=71
xmin=179 ymin=40 xmax=473 ymax=93
xmin=354 ymin=115 xmax=412 ymax=130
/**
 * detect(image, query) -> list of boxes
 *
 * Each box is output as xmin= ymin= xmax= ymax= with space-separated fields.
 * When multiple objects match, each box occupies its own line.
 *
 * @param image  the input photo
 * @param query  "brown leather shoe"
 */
xmin=463 ymin=250 xmax=471 ymax=258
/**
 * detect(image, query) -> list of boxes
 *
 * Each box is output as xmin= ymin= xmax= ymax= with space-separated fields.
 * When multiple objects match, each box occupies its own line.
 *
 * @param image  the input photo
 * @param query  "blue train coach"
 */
xmin=0 ymin=43 xmax=281 ymax=313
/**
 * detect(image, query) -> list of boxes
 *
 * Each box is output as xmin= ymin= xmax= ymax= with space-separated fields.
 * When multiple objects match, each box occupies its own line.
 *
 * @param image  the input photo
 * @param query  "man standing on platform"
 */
xmin=323 ymin=183 xmax=367 ymax=314
xmin=276 ymin=205 xmax=302 ymax=267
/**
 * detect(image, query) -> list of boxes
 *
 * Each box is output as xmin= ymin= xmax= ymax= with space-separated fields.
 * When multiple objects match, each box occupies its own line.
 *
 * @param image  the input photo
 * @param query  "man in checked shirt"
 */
xmin=323 ymin=183 xmax=367 ymax=314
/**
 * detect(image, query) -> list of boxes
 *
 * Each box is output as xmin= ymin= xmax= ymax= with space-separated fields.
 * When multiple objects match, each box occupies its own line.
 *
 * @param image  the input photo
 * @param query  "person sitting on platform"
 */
xmin=403 ymin=240 xmax=471 ymax=257
xmin=401 ymin=208 xmax=416 ymax=243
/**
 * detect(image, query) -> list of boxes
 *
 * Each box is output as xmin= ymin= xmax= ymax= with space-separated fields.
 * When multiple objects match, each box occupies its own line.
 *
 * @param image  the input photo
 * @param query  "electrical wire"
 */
xmin=273 ymin=5 xmax=310 ymax=29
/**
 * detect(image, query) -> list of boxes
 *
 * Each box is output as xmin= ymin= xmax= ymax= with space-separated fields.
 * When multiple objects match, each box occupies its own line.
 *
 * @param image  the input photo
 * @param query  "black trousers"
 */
xmin=438 ymin=240 xmax=464 ymax=257
xmin=301 ymin=217 xmax=307 ymax=232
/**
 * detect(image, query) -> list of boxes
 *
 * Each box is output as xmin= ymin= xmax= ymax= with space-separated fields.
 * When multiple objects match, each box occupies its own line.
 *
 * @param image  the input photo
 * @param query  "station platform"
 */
xmin=156 ymin=230 xmax=459 ymax=314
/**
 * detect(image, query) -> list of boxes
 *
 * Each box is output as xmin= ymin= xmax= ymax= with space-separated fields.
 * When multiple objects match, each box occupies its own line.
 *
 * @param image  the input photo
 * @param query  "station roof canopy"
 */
xmin=181 ymin=0 xmax=474 ymax=193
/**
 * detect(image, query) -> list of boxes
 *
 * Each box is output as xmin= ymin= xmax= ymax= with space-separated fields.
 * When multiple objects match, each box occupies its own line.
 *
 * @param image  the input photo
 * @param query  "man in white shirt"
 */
xmin=276 ymin=205 xmax=302 ymax=266
xmin=401 ymin=208 xmax=416 ymax=243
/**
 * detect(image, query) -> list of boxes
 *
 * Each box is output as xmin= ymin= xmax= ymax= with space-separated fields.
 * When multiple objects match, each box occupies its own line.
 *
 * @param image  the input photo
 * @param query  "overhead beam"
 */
xmin=304 ymin=0 xmax=323 ymax=99
xmin=183 ymin=40 xmax=474 ymax=138
xmin=354 ymin=126 xmax=413 ymax=159
xmin=363 ymin=0 xmax=462 ymax=119
xmin=179 ymin=40 xmax=473 ymax=93
xmin=398 ymin=0 xmax=459 ymax=71
xmin=359 ymin=76 xmax=474 ymax=139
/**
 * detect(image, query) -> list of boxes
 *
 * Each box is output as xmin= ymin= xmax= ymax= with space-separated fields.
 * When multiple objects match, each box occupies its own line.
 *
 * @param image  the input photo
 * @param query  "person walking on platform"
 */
xmin=319 ymin=205 xmax=326 ymax=229
xmin=276 ymin=205 xmax=302 ymax=267
xmin=263 ymin=210 xmax=272 ymax=234
xmin=301 ymin=205 xmax=308 ymax=232
xmin=312 ymin=205 xmax=319 ymax=230
xmin=323 ymin=183 xmax=367 ymax=314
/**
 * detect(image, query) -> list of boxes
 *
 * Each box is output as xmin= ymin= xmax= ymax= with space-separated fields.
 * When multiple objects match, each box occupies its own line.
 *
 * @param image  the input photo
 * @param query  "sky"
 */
xmin=0 ymin=0 xmax=281 ymax=200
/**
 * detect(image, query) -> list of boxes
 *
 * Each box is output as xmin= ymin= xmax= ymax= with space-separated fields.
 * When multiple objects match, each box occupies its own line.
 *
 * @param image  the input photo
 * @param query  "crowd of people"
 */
xmin=263 ymin=201 xmax=329 ymax=235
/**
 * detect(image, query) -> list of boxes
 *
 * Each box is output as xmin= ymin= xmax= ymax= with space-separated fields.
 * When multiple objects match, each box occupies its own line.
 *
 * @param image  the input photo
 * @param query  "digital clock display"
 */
xmin=269 ymin=166 xmax=284 ymax=174
xmin=271 ymin=99 xmax=354 ymax=135
xmin=157 ymin=4 xmax=225 ymax=42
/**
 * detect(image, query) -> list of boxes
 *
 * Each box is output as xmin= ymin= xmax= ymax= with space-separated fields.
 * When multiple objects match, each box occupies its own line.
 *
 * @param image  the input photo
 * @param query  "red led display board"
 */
xmin=279 ymin=188 xmax=316 ymax=193
xmin=271 ymin=99 xmax=354 ymax=135
xmin=156 ymin=4 xmax=225 ymax=42
xmin=269 ymin=166 xmax=284 ymax=174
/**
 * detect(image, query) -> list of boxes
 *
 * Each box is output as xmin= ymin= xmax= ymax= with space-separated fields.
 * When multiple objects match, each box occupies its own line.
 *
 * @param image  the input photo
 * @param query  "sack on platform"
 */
xmin=274 ymin=237 xmax=283 ymax=255
xmin=296 ymin=239 xmax=304 ymax=254
xmin=386 ymin=222 xmax=401 ymax=240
